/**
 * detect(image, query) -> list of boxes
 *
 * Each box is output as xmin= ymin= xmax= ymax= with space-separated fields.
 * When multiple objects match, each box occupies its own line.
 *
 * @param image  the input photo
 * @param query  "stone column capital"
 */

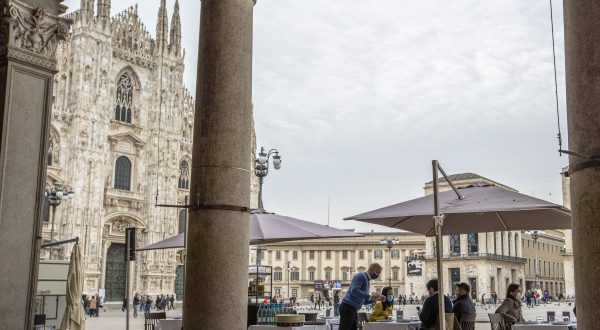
xmin=0 ymin=1 xmax=71 ymax=71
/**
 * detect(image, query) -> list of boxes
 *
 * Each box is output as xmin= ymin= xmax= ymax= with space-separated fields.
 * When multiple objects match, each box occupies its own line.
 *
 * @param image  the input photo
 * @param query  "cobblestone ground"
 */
xmin=76 ymin=302 xmax=575 ymax=330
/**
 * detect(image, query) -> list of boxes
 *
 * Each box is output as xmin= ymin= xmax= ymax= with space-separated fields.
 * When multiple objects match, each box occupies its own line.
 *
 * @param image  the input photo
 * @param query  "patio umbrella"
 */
xmin=60 ymin=243 xmax=85 ymax=330
xmin=139 ymin=209 xmax=361 ymax=250
xmin=344 ymin=183 xmax=571 ymax=235
xmin=345 ymin=162 xmax=572 ymax=329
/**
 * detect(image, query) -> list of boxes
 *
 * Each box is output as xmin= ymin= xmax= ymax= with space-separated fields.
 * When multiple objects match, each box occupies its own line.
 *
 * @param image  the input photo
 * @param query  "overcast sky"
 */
xmin=64 ymin=0 xmax=569 ymax=232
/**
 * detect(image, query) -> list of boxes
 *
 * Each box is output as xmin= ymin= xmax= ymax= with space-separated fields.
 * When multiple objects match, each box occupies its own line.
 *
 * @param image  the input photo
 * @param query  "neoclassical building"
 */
xmin=260 ymin=173 xmax=530 ymax=301
xmin=41 ymin=0 xmax=257 ymax=302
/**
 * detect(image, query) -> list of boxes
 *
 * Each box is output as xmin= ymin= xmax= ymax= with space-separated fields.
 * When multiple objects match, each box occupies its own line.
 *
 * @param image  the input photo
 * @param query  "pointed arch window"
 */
xmin=114 ymin=156 xmax=132 ymax=190
xmin=178 ymin=160 xmax=190 ymax=189
xmin=178 ymin=209 xmax=186 ymax=234
xmin=115 ymin=74 xmax=133 ymax=123
xmin=47 ymin=138 xmax=54 ymax=166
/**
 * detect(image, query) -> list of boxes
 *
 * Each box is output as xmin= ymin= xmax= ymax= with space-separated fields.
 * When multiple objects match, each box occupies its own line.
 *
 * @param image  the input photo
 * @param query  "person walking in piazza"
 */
xmin=495 ymin=283 xmax=525 ymax=328
xmin=133 ymin=293 xmax=140 ymax=318
xmin=89 ymin=295 xmax=97 ymax=317
xmin=339 ymin=263 xmax=385 ymax=330
xmin=333 ymin=290 xmax=341 ymax=317
xmin=453 ymin=282 xmax=476 ymax=323
xmin=418 ymin=279 xmax=453 ymax=330
xmin=170 ymin=294 xmax=175 ymax=310
xmin=145 ymin=295 xmax=153 ymax=314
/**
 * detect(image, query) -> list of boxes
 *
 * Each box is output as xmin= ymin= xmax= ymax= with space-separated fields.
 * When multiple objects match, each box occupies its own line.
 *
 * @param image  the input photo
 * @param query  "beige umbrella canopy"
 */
xmin=60 ymin=243 xmax=85 ymax=330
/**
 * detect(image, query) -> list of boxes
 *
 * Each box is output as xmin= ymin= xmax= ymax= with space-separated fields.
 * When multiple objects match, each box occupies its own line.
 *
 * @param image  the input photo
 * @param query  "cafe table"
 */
xmin=248 ymin=325 xmax=329 ymax=330
xmin=363 ymin=320 xmax=421 ymax=330
xmin=512 ymin=323 xmax=576 ymax=330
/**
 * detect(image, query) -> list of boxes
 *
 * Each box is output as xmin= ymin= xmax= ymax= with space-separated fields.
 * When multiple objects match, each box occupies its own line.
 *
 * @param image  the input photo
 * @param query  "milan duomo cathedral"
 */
xmin=43 ymin=0 xmax=257 ymax=302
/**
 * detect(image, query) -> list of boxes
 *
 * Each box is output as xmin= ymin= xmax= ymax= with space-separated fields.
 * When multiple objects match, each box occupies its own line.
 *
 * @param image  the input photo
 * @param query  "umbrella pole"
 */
xmin=432 ymin=160 xmax=446 ymax=330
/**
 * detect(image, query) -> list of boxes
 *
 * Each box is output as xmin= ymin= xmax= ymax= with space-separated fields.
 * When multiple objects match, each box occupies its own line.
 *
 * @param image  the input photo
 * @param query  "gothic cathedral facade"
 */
xmin=44 ymin=0 xmax=257 ymax=301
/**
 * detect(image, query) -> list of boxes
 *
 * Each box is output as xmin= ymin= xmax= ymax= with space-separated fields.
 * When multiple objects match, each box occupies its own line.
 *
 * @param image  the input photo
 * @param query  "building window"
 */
xmin=392 ymin=268 xmax=399 ymax=281
xmin=342 ymin=267 xmax=349 ymax=281
xmin=46 ymin=137 xmax=54 ymax=166
xmin=508 ymin=232 xmax=512 ymax=256
xmin=450 ymin=234 xmax=461 ymax=255
xmin=467 ymin=233 xmax=478 ymax=255
xmin=325 ymin=267 xmax=332 ymax=280
xmin=309 ymin=250 xmax=315 ymax=260
xmin=326 ymin=250 xmax=332 ymax=259
xmin=359 ymin=250 xmax=365 ymax=260
xmin=276 ymin=251 xmax=281 ymax=260
xmin=308 ymin=268 xmax=315 ymax=281
xmin=114 ymin=156 xmax=132 ymax=190
xmin=342 ymin=251 xmax=348 ymax=259
xmin=494 ymin=233 xmax=498 ymax=254
xmin=291 ymin=271 xmax=299 ymax=281
xmin=274 ymin=268 xmax=282 ymax=282
xmin=115 ymin=73 xmax=133 ymax=123
xmin=391 ymin=250 xmax=400 ymax=259
xmin=515 ymin=234 xmax=519 ymax=256
xmin=292 ymin=251 xmax=298 ymax=260
xmin=374 ymin=250 xmax=383 ymax=259
xmin=178 ymin=209 xmax=186 ymax=234
xmin=178 ymin=161 xmax=190 ymax=189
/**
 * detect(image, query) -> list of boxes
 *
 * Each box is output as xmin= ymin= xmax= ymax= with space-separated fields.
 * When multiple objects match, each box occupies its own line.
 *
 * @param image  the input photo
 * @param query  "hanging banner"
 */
xmin=407 ymin=260 xmax=423 ymax=277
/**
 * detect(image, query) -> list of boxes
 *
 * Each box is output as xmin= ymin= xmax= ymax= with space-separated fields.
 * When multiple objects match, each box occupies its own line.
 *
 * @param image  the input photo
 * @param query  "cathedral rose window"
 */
xmin=115 ymin=74 xmax=133 ymax=123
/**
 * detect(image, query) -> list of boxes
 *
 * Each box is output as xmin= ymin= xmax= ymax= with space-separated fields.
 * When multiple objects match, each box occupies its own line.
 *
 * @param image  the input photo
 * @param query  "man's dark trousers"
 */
xmin=339 ymin=302 xmax=358 ymax=330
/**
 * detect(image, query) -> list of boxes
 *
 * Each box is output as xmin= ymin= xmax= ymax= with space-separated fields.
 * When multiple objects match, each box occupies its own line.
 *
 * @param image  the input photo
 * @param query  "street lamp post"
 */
xmin=525 ymin=230 xmax=545 ymax=290
xmin=46 ymin=185 xmax=74 ymax=260
xmin=254 ymin=147 xmax=282 ymax=211
xmin=380 ymin=238 xmax=400 ymax=287
xmin=287 ymin=261 xmax=297 ymax=301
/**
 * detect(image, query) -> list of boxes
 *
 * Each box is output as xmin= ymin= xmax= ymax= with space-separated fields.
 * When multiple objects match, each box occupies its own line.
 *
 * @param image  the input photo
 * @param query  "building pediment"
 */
xmin=108 ymin=132 xmax=145 ymax=147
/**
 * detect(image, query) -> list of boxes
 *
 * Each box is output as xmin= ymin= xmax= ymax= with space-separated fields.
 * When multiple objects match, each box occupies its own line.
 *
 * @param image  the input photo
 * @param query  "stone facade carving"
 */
xmin=42 ymin=1 xmax=259 ymax=300
xmin=1 ymin=2 xmax=70 ymax=70
xmin=8 ymin=6 xmax=67 ymax=56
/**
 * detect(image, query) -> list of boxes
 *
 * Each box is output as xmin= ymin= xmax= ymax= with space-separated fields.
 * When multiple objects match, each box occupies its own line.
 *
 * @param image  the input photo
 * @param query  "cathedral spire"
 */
xmin=97 ymin=0 xmax=111 ymax=21
xmin=156 ymin=0 xmax=169 ymax=51
xmin=80 ymin=0 xmax=94 ymax=22
xmin=170 ymin=0 xmax=182 ymax=56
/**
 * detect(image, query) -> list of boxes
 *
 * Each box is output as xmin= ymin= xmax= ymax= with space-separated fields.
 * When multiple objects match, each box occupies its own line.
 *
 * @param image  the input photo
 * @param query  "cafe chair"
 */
xmin=459 ymin=313 xmax=477 ymax=330
xmin=144 ymin=311 xmax=166 ymax=330
xmin=488 ymin=313 xmax=505 ymax=330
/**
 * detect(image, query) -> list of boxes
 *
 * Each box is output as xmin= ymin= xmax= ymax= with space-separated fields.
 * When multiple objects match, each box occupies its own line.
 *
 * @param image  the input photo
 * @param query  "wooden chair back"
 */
xmin=144 ymin=311 xmax=166 ymax=330
xmin=488 ymin=313 xmax=505 ymax=330
xmin=459 ymin=313 xmax=476 ymax=330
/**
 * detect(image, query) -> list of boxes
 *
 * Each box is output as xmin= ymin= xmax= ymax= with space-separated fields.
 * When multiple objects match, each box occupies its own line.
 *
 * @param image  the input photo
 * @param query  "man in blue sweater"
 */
xmin=339 ymin=263 xmax=385 ymax=330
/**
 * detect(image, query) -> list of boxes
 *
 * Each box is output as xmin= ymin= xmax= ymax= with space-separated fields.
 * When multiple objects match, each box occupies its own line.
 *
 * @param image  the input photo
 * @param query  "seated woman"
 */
xmin=495 ymin=283 xmax=525 ymax=329
xmin=369 ymin=286 xmax=394 ymax=322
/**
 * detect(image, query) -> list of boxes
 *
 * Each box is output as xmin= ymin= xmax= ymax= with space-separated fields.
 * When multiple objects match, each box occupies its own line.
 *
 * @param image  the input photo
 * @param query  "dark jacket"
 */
xmin=419 ymin=292 xmax=453 ymax=330
xmin=452 ymin=294 xmax=475 ymax=322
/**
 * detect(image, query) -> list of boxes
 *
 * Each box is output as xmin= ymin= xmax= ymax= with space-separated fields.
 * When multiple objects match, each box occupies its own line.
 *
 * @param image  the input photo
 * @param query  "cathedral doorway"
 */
xmin=175 ymin=265 xmax=185 ymax=300
xmin=105 ymin=243 xmax=126 ymax=301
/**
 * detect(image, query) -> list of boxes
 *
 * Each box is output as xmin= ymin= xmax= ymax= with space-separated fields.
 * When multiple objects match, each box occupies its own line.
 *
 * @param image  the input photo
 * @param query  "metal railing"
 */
xmin=423 ymin=252 xmax=526 ymax=263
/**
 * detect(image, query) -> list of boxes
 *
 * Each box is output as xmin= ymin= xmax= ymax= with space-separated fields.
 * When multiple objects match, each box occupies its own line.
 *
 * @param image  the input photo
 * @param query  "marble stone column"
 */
xmin=183 ymin=0 xmax=254 ymax=328
xmin=563 ymin=2 xmax=600 ymax=328
xmin=0 ymin=1 xmax=68 ymax=328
